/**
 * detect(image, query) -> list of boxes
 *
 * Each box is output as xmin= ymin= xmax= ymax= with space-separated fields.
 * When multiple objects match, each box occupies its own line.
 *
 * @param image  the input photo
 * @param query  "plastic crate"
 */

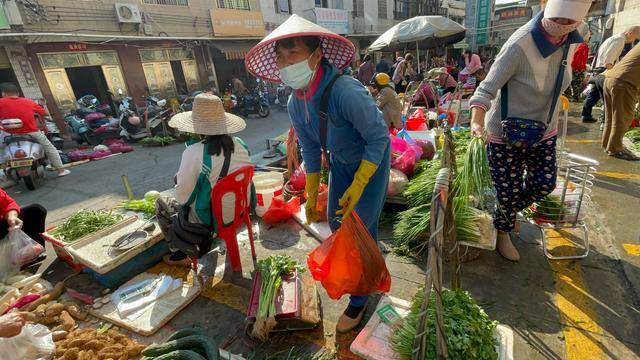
xmin=83 ymin=241 xmax=169 ymax=288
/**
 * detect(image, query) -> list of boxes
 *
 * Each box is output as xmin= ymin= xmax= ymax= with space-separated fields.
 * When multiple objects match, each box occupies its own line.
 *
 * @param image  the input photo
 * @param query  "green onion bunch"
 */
xmin=251 ymin=255 xmax=305 ymax=341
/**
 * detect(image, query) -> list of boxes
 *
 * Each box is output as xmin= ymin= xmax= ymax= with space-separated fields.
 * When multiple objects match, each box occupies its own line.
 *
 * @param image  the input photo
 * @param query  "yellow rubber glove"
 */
xmin=336 ymin=160 xmax=378 ymax=219
xmin=305 ymin=172 xmax=321 ymax=224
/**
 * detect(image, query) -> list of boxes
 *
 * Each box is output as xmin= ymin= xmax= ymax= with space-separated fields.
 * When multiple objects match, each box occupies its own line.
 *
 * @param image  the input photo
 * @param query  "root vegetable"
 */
xmin=52 ymin=330 xmax=68 ymax=341
xmin=26 ymin=282 xmax=65 ymax=312
xmin=64 ymin=302 xmax=88 ymax=320
xmin=45 ymin=302 xmax=65 ymax=317
xmin=53 ymin=310 xmax=75 ymax=332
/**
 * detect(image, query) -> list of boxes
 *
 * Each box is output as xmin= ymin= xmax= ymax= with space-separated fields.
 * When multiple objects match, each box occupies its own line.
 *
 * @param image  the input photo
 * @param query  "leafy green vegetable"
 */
xmin=454 ymin=137 xmax=493 ymax=208
xmin=119 ymin=191 xmax=161 ymax=218
xmin=52 ymin=210 xmax=124 ymax=242
xmin=140 ymin=136 xmax=176 ymax=147
xmin=522 ymin=195 xmax=565 ymax=221
xmin=251 ymin=255 xmax=305 ymax=341
xmin=624 ymin=128 xmax=640 ymax=151
xmin=393 ymin=288 xmax=498 ymax=360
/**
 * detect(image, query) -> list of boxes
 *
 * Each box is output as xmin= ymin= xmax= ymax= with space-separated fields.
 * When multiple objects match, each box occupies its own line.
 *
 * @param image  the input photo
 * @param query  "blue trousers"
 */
xmin=487 ymin=137 xmax=557 ymax=233
xmin=581 ymin=75 xmax=605 ymax=120
xmin=327 ymin=144 xmax=391 ymax=307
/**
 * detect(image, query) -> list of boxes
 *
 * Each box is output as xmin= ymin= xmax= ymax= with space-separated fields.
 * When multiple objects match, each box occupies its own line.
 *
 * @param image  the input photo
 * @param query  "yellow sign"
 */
xmin=210 ymin=9 xmax=265 ymax=37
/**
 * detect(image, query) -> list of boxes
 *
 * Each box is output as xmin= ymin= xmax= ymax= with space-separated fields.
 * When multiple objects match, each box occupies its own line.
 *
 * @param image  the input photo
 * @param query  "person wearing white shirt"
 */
xmin=582 ymin=26 xmax=640 ymax=122
xmin=162 ymin=94 xmax=253 ymax=267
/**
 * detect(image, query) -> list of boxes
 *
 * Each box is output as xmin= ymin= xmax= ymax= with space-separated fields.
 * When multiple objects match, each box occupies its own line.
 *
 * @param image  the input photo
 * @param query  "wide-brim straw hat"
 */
xmin=168 ymin=94 xmax=246 ymax=136
xmin=245 ymin=14 xmax=355 ymax=83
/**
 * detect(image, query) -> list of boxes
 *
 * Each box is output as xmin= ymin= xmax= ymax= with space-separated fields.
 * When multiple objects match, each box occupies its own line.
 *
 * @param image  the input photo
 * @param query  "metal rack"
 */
xmin=529 ymin=152 xmax=599 ymax=260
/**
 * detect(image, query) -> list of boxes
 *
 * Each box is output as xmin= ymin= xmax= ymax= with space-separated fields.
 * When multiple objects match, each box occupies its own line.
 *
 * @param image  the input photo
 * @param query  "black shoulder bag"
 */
xmin=170 ymin=148 xmax=232 ymax=258
xmin=501 ymin=41 xmax=570 ymax=148
xmin=318 ymin=74 xmax=343 ymax=169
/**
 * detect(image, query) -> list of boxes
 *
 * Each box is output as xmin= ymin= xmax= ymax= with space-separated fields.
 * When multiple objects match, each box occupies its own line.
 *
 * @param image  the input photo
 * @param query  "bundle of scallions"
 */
xmin=251 ymin=255 xmax=305 ymax=341
xmin=393 ymin=135 xmax=495 ymax=257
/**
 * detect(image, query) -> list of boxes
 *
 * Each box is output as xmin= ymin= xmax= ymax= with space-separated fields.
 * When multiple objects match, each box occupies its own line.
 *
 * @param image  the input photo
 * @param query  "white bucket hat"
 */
xmin=245 ymin=14 xmax=355 ymax=83
xmin=168 ymin=94 xmax=246 ymax=135
xmin=544 ymin=0 xmax=592 ymax=22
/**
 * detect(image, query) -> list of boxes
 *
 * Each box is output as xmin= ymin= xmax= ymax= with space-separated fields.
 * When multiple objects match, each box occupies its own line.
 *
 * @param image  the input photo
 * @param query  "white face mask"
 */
xmin=279 ymin=54 xmax=317 ymax=90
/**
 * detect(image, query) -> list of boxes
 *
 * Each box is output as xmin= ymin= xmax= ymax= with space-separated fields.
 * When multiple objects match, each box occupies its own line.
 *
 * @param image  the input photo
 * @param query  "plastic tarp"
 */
xmin=368 ymin=16 xmax=466 ymax=51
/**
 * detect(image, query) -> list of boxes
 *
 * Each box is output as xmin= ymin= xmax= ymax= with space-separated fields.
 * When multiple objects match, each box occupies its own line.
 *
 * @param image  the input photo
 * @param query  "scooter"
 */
xmin=178 ymin=91 xmax=204 ymax=112
xmin=64 ymin=95 xmax=121 ymax=145
xmin=142 ymin=96 xmax=173 ymax=136
xmin=118 ymin=93 xmax=150 ymax=141
xmin=275 ymin=83 xmax=291 ymax=110
xmin=236 ymin=79 xmax=270 ymax=118
xmin=0 ymin=119 xmax=47 ymax=191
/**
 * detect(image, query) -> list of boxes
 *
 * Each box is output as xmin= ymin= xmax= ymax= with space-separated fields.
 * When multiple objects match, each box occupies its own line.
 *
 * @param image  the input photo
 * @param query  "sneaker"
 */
xmin=57 ymin=169 xmax=70 ymax=177
xmin=336 ymin=304 xmax=367 ymax=333
xmin=608 ymin=150 xmax=640 ymax=161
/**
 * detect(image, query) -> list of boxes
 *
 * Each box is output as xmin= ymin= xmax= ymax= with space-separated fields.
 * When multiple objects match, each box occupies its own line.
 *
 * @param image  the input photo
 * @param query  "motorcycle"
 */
xmin=275 ymin=83 xmax=291 ymax=110
xmin=0 ymin=119 xmax=47 ymax=191
xmin=43 ymin=117 xmax=64 ymax=150
xmin=236 ymin=79 xmax=270 ymax=118
xmin=117 ymin=91 xmax=150 ymax=141
xmin=64 ymin=94 xmax=121 ymax=146
xmin=178 ymin=90 xmax=204 ymax=112
xmin=142 ymin=96 xmax=173 ymax=136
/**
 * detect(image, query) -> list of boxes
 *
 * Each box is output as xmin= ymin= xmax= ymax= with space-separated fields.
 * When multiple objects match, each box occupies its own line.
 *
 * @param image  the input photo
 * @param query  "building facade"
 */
xmin=611 ymin=0 xmax=640 ymax=34
xmin=491 ymin=4 xmax=532 ymax=47
xmin=0 ymin=0 xmax=264 ymax=126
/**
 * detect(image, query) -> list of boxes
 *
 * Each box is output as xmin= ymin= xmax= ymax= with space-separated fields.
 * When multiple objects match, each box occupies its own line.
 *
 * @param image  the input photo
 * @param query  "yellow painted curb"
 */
xmin=596 ymin=171 xmax=640 ymax=181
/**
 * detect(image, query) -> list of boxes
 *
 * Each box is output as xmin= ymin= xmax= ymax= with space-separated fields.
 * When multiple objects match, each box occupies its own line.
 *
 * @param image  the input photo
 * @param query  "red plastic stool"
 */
xmin=211 ymin=165 xmax=255 ymax=272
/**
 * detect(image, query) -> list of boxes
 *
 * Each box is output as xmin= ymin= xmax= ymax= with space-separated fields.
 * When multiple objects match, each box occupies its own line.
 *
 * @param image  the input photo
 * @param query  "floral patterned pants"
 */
xmin=487 ymin=137 xmax=558 ymax=232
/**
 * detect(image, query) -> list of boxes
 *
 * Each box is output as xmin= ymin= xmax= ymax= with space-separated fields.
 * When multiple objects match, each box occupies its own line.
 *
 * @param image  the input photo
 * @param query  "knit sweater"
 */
xmin=469 ymin=11 xmax=582 ymax=141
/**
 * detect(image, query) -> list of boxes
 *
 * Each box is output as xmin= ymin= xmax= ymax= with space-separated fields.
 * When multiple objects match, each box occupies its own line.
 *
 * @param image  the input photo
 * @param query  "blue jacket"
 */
xmin=288 ymin=61 xmax=389 ymax=173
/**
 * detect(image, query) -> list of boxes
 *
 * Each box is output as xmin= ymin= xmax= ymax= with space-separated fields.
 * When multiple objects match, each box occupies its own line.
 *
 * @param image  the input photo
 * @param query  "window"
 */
xmin=378 ymin=0 xmax=387 ymax=18
xmin=315 ymin=0 xmax=328 ymax=7
xmin=275 ymin=0 xmax=291 ymax=13
xmin=394 ymin=0 xmax=409 ymax=19
xmin=142 ymin=0 xmax=188 ymax=5
xmin=354 ymin=0 xmax=364 ymax=17
xmin=334 ymin=0 xmax=344 ymax=9
xmin=217 ymin=0 xmax=250 ymax=10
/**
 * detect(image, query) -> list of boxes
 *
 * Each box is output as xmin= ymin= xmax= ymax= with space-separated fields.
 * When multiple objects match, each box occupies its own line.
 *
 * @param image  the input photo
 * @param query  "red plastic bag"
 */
xmin=392 ymin=146 xmax=420 ymax=176
xmin=307 ymin=212 xmax=391 ymax=300
xmin=289 ymin=164 xmax=306 ymax=191
xmin=262 ymin=196 xmax=301 ymax=225
xmin=315 ymin=184 xmax=328 ymax=222
xmin=390 ymin=135 xmax=408 ymax=155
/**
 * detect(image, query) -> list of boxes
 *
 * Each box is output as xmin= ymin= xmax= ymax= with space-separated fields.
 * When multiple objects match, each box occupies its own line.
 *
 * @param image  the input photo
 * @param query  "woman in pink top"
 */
xmin=462 ymin=50 xmax=482 ymax=75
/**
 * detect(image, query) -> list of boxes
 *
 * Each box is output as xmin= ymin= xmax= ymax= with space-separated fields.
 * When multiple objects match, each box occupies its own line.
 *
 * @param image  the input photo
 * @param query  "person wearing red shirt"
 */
xmin=0 ymin=83 xmax=69 ymax=177
xmin=0 ymin=188 xmax=47 ymax=252
xmin=566 ymin=33 xmax=591 ymax=101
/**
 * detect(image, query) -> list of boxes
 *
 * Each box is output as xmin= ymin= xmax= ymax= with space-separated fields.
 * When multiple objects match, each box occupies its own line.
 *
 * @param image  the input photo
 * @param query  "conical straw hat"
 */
xmin=245 ymin=14 xmax=355 ymax=82
xmin=168 ymin=94 xmax=246 ymax=136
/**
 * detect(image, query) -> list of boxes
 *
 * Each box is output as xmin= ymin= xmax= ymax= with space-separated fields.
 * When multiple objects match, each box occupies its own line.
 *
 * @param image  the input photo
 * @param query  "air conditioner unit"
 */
xmin=115 ymin=3 xmax=142 ymax=24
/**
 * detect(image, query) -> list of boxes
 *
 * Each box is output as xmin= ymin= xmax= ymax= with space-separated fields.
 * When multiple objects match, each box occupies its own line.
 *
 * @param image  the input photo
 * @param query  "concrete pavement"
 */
xmin=5 ymin=108 xmax=292 ymax=225
xmin=5 ymin=104 xmax=640 ymax=359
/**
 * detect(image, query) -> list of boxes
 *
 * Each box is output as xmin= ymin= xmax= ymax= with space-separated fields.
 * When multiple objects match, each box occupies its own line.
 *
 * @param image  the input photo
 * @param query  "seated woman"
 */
xmin=161 ymin=94 xmax=253 ymax=267
xmin=369 ymin=73 xmax=402 ymax=129
xmin=0 ymin=189 xmax=47 ymax=262
xmin=437 ymin=71 xmax=458 ymax=95
xmin=412 ymin=74 xmax=436 ymax=108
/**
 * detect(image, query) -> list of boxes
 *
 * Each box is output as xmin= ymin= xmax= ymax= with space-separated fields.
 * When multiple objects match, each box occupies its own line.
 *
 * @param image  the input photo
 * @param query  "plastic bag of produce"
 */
xmin=10 ymin=230 xmax=44 ymax=267
xmin=289 ymin=164 xmax=306 ymax=191
xmin=307 ymin=212 xmax=391 ymax=300
xmin=262 ymin=196 xmax=301 ymax=225
xmin=0 ymin=235 xmax=18 ymax=282
xmin=0 ymin=323 xmax=55 ymax=360
xmin=388 ymin=169 xmax=409 ymax=196
xmin=392 ymin=145 xmax=421 ymax=176
xmin=415 ymin=139 xmax=436 ymax=160
xmin=390 ymin=135 xmax=408 ymax=155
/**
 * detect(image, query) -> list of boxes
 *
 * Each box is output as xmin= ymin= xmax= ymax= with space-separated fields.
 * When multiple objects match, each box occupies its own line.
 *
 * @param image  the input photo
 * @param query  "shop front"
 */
xmin=37 ymin=50 xmax=128 ymax=115
xmin=138 ymin=48 xmax=201 ymax=99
